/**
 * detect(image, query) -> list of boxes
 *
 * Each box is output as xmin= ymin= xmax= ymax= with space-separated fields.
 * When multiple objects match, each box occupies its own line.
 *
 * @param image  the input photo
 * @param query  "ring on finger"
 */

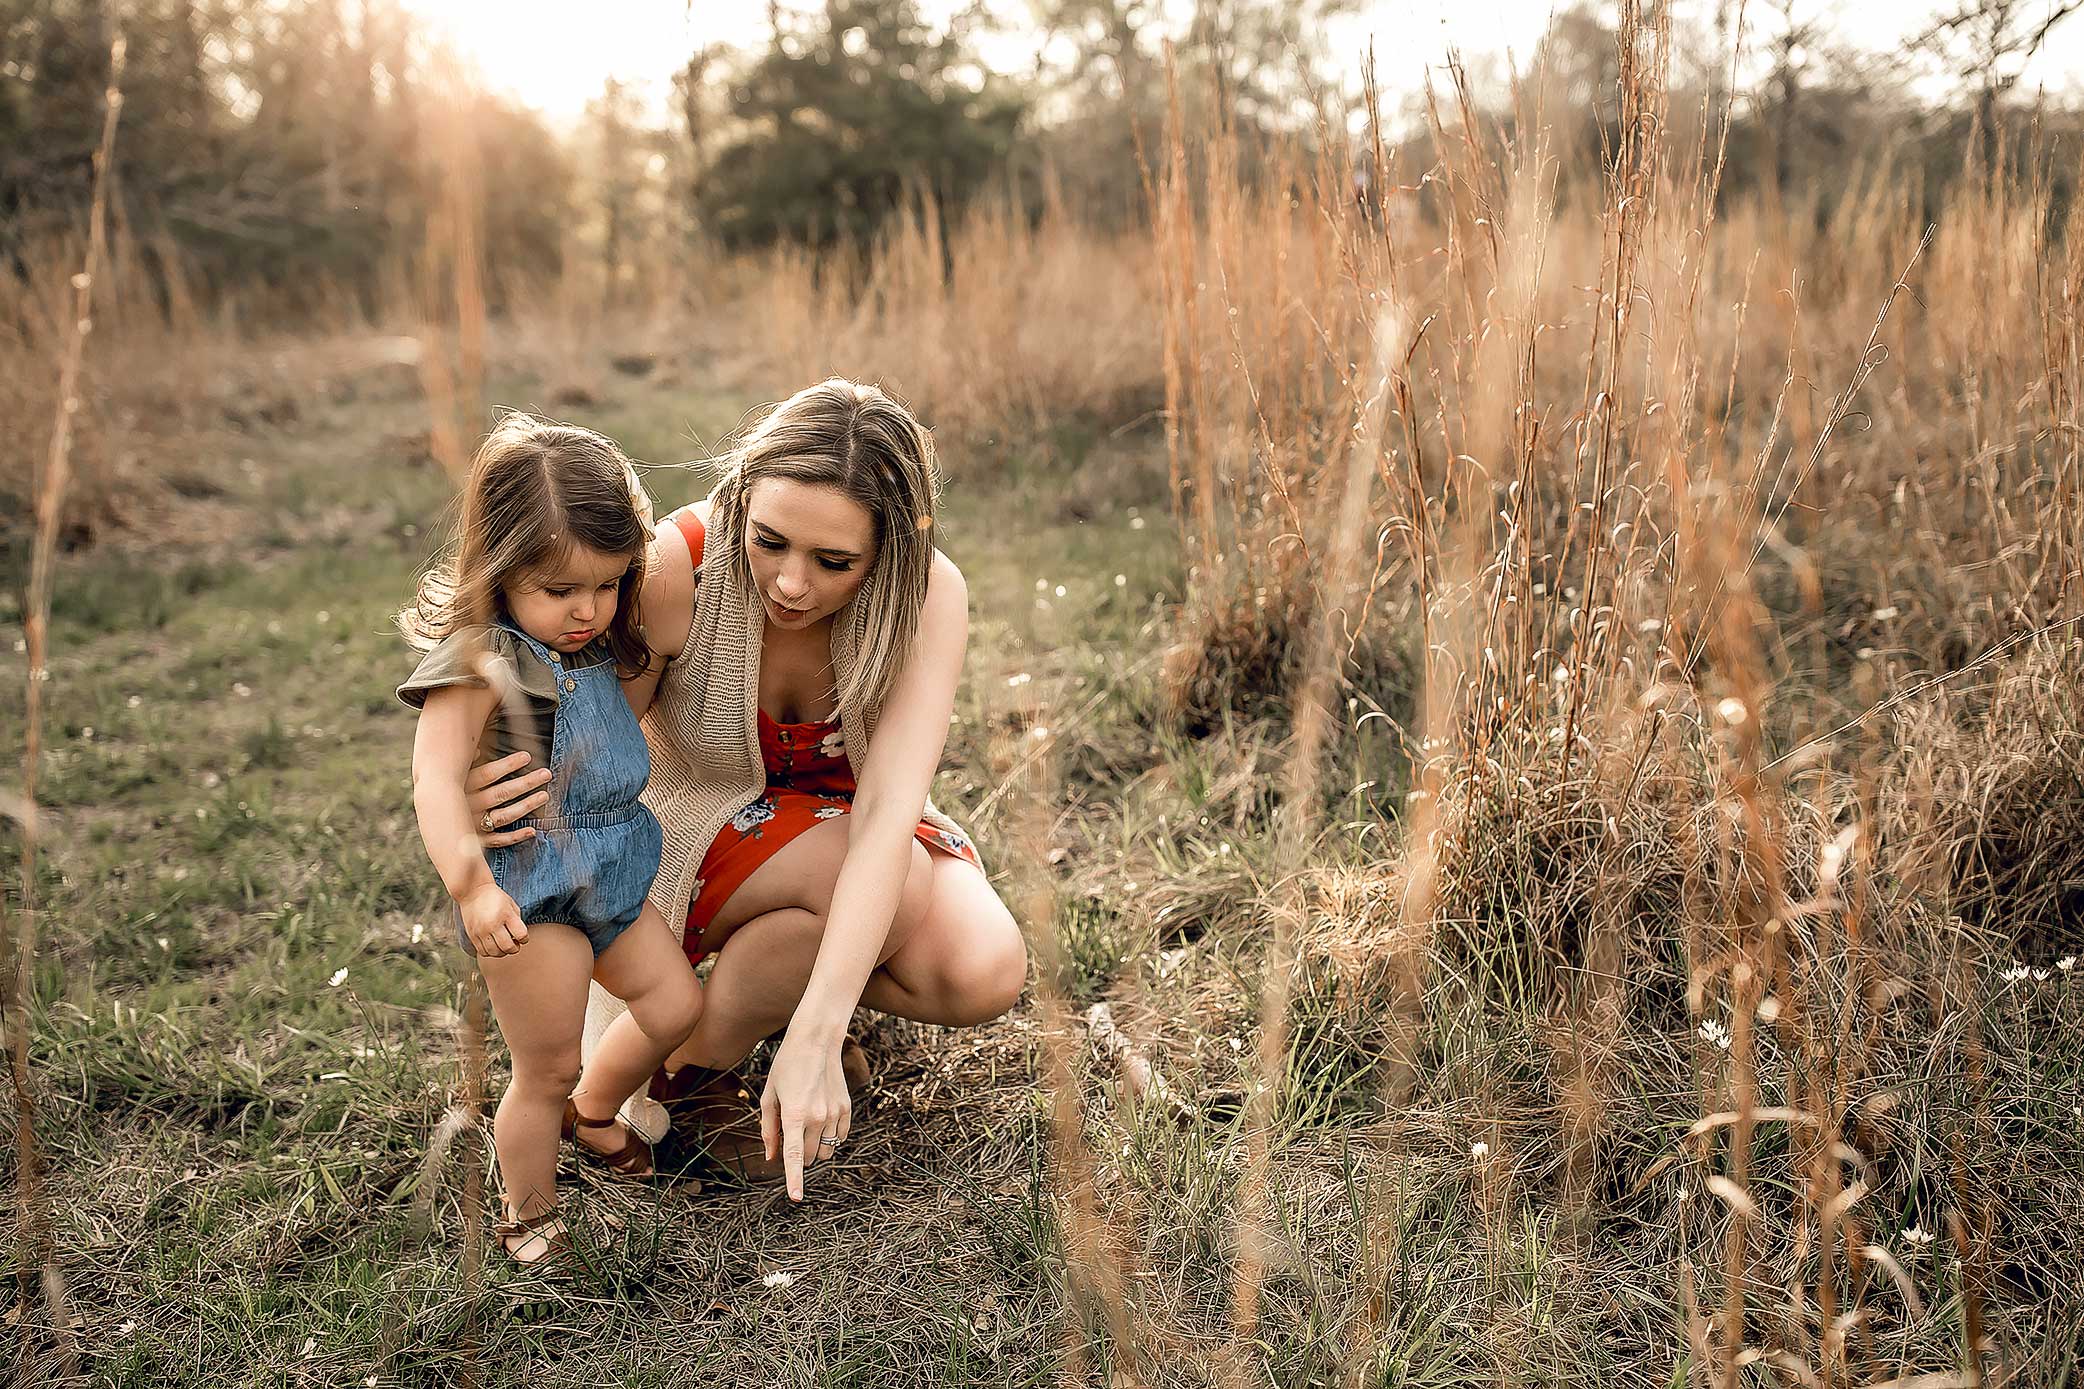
xmin=481 ymin=811 xmax=497 ymax=831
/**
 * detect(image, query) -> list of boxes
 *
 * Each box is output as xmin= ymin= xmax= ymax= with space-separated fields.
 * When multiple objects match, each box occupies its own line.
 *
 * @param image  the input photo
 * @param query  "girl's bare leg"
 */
xmin=477 ymin=922 xmax=595 ymax=1260
xmin=573 ymin=903 xmax=703 ymax=1162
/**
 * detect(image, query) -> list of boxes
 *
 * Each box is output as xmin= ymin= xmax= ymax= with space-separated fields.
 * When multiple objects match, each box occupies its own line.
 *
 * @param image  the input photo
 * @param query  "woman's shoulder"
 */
xmin=642 ymin=501 xmax=713 ymax=660
xmin=925 ymin=548 xmax=967 ymax=614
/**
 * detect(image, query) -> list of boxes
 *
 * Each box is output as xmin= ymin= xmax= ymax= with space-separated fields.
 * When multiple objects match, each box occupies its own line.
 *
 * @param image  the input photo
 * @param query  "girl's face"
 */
xmin=744 ymin=478 xmax=877 ymax=631
xmin=501 ymin=543 xmax=631 ymax=654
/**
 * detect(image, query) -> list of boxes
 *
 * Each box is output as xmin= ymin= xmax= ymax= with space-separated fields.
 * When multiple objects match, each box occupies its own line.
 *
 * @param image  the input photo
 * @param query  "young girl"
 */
xmin=397 ymin=414 xmax=701 ymax=1266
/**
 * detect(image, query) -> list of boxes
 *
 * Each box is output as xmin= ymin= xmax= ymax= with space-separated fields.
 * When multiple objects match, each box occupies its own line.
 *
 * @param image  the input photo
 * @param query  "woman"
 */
xmin=468 ymin=379 xmax=1027 ymax=1199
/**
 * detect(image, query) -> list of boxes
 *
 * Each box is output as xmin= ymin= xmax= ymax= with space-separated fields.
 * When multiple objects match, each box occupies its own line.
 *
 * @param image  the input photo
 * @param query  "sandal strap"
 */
xmin=562 ymin=1098 xmax=653 ymax=1175
xmin=494 ymin=1206 xmax=563 ymax=1239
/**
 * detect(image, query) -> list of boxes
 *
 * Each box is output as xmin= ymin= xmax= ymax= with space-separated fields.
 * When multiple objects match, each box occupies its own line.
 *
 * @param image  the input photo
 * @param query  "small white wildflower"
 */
xmin=365 ymin=1377 xmax=379 ymax=1388
xmin=1034 ymin=597 xmax=1051 ymax=611
xmin=302 ymin=1337 xmax=317 ymax=1356
xmin=172 ymin=867 xmax=188 ymax=881
xmin=266 ymin=620 xmax=282 ymax=636
xmin=232 ymin=682 xmax=252 ymax=698
xmin=1029 ymin=725 xmax=1050 ymax=741
xmin=2035 ymin=968 xmax=2051 ymax=982
xmin=402 ymin=523 xmax=417 ymax=537
xmin=118 ymin=1319 xmax=136 ymax=1335
xmin=329 ymin=968 xmax=349 ymax=988
xmin=1006 ymin=672 xmax=1032 ymax=688
xmin=316 ymin=610 xmax=331 ymax=624
xmin=1129 ymin=516 xmax=1146 ymax=530
xmin=1871 ymin=606 xmax=1900 ymax=621
xmin=1114 ymin=573 xmax=1127 ymax=587
xmin=10 ymin=639 xmax=22 ymax=653
xmin=763 ymin=1270 xmax=794 ymax=1289
xmin=127 ymin=694 xmax=141 ymax=708
xmin=202 ymin=770 xmax=220 ymax=788
xmin=156 ymin=936 xmax=170 ymax=951
xmin=1470 ymin=1141 xmax=1489 ymax=1160
xmin=2000 ymin=963 xmax=2032 ymax=984
xmin=1054 ymin=584 xmax=1067 ymax=598
xmin=2061 ymin=956 xmax=2076 ymax=973
xmin=1228 ymin=1037 xmax=1243 ymax=1053
xmin=1034 ymin=579 xmax=1048 ymax=592
xmin=1551 ymin=663 xmax=1570 ymax=684
xmin=410 ymin=922 xmax=425 ymax=945
xmin=1715 ymin=697 xmax=1748 ymax=726
xmin=1902 ymin=1224 xmax=1936 ymax=1247
xmin=80 ymin=726 xmax=93 ymax=740
xmin=1857 ymin=647 xmax=1877 ymax=660
xmin=1699 ymin=1018 xmax=1733 ymax=1051
xmin=1637 ymin=617 xmax=1663 ymax=633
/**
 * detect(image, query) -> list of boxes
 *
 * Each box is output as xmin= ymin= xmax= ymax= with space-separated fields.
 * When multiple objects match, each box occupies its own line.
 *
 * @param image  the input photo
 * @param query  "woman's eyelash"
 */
xmin=818 ymin=557 xmax=852 ymax=572
xmin=754 ymin=535 xmax=785 ymax=551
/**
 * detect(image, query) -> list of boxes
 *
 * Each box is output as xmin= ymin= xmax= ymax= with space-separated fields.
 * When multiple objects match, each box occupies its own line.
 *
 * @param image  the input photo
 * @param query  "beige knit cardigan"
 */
xmin=583 ymin=501 xmax=969 ymax=1139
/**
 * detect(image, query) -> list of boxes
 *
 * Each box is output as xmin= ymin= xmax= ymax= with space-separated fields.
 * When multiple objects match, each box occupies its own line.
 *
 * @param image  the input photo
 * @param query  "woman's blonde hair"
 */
xmin=398 ymin=414 xmax=653 ymax=679
xmin=711 ymin=378 xmax=941 ymax=713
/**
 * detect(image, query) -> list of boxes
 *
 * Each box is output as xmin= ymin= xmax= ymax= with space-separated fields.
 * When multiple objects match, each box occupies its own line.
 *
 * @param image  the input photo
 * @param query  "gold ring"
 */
xmin=481 ymin=811 xmax=496 ymax=831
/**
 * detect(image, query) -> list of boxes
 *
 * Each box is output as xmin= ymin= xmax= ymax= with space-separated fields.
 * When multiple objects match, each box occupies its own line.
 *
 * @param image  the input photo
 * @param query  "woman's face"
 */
xmin=744 ymin=477 xmax=877 ymax=630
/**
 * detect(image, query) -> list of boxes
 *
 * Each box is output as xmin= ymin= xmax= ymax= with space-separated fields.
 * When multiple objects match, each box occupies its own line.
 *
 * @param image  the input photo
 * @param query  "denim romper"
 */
xmin=400 ymin=622 xmax=663 ymax=957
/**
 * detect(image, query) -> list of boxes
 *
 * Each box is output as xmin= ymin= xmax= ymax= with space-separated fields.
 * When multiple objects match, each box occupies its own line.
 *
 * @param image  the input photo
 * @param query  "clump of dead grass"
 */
xmin=1882 ymin=631 xmax=2084 ymax=957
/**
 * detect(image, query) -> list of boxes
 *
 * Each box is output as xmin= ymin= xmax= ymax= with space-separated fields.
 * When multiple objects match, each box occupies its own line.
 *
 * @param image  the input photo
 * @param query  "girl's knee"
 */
xmin=632 ymin=970 xmax=704 ymax=1047
xmin=509 ymin=1051 xmax=583 ymax=1097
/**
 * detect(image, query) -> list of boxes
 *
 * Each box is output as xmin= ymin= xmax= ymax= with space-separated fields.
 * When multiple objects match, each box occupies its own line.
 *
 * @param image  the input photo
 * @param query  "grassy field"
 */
xmin=7 ymin=332 xmax=2079 ymax=1387
xmin=10 ymin=13 xmax=2084 ymax=1384
xmin=0 ymin=353 xmax=1216 ymax=1384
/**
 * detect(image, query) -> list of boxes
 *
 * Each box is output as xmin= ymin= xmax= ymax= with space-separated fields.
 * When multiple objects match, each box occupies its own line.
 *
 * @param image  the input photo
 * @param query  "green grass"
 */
xmin=5 ymin=351 xmax=2080 ymax=1387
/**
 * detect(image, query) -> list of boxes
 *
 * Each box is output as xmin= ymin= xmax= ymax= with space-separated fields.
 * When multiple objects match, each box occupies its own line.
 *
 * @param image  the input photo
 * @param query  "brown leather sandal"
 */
xmin=561 ymin=1098 xmax=655 ymax=1178
xmin=493 ymin=1205 xmax=573 ymax=1268
xmin=648 ymin=1064 xmax=787 ymax=1185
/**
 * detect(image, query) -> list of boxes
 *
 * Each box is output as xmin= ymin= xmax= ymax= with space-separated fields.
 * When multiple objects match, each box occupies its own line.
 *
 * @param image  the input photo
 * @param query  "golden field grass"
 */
xmin=6 ymin=14 xmax=2084 ymax=1386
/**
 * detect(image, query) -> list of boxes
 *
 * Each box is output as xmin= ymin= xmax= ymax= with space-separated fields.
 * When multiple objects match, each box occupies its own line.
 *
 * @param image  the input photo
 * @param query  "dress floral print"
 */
xmin=729 ymin=797 xmax=778 ymax=837
xmin=684 ymin=707 xmax=984 ymax=965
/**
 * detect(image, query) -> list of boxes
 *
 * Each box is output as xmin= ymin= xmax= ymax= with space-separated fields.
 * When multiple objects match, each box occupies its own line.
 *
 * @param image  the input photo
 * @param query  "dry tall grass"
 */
xmin=1019 ymin=5 xmax=2082 ymax=1384
xmin=6 ymin=19 xmax=124 ymax=1376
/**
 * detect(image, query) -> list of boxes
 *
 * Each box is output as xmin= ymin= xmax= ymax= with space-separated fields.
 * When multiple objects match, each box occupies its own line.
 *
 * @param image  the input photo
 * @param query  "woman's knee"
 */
xmin=932 ymin=914 xmax=1027 ymax=1023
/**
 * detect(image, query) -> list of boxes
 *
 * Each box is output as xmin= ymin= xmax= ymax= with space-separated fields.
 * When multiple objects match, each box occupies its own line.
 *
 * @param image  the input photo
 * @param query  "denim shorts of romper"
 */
xmin=398 ymin=621 xmax=663 ymax=957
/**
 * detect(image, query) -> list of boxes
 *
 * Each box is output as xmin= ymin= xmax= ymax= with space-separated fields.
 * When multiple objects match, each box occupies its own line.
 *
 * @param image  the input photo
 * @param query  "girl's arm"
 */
xmin=762 ymin=552 xmax=968 ymax=1193
xmin=413 ymin=683 xmax=528 ymax=955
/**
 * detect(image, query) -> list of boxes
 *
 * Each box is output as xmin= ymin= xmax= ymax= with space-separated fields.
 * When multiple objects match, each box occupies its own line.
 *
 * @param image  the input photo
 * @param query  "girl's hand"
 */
xmin=759 ymin=1025 xmax=851 ymax=1201
xmin=458 ymin=882 xmax=528 ymax=956
xmin=466 ymin=751 xmax=551 ymax=848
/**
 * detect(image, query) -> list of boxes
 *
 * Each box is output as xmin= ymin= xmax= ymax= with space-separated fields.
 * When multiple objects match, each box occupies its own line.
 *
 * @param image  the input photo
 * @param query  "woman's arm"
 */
xmin=622 ymin=509 xmax=696 ymax=720
xmin=762 ymin=552 xmax=968 ymax=1192
xmin=413 ymin=683 xmax=528 ymax=955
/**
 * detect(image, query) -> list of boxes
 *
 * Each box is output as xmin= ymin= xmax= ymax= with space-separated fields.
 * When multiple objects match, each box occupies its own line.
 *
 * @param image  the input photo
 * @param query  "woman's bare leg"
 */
xmin=663 ymin=820 xmax=1026 ymax=1071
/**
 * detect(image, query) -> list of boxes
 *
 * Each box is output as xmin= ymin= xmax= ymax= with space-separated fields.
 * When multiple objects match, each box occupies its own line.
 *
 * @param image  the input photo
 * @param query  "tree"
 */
xmin=1908 ymin=0 xmax=2084 ymax=138
xmin=698 ymin=0 xmax=1026 ymax=250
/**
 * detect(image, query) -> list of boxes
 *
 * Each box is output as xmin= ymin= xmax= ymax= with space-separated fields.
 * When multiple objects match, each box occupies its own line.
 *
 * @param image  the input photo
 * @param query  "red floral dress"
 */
xmin=671 ymin=509 xmax=982 ymax=966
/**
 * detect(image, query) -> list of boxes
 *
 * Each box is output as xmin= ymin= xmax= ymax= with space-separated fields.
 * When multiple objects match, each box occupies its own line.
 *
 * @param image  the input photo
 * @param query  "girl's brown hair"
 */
xmin=710 ymin=378 xmax=941 ymax=713
xmin=398 ymin=414 xmax=653 ymax=680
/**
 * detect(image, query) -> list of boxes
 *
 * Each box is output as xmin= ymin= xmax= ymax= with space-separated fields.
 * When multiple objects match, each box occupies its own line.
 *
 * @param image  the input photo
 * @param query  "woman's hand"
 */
xmin=759 ymin=1024 xmax=852 ymax=1201
xmin=466 ymin=751 xmax=552 ymax=848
